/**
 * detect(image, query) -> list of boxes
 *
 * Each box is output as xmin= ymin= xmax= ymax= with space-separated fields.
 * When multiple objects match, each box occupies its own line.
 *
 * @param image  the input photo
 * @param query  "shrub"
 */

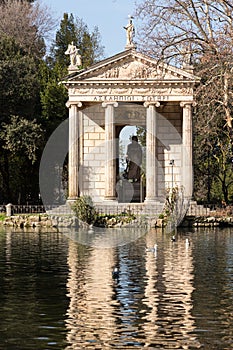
xmin=72 ymin=196 xmax=97 ymax=224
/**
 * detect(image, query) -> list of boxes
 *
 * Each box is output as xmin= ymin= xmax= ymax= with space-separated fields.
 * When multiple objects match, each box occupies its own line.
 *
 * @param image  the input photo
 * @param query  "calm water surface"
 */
xmin=0 ymin=226 xmax=233 ymax=349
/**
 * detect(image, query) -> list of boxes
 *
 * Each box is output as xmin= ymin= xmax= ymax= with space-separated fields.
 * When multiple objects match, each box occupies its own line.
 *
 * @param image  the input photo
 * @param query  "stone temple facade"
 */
xmin=61 ymin=47 xmax=200 ymax=213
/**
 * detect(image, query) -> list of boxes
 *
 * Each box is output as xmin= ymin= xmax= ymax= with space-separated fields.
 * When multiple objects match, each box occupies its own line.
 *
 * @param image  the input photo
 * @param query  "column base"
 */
xmin=67 ymin=198 xmax=79 ymax=205
xmin=104 ymin=197 xmax=118 ymax=202
xmin=144 ymin=198 xmax=157 ymax=204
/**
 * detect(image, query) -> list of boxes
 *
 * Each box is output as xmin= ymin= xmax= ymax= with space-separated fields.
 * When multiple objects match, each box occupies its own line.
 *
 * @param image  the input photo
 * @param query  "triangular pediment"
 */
xmin=63 ymin=49 xmax=199 ymax=84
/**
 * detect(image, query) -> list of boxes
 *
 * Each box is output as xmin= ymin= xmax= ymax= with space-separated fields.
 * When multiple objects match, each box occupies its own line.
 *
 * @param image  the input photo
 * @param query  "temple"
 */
xmin=61 ymin=37 xmax=200 ymax=215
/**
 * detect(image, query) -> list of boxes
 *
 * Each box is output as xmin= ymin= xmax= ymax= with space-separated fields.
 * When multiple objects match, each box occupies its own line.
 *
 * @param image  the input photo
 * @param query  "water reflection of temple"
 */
xmin=66 ymin=239 xmax=117 ymax=347
xmin=65 ymin=229 xmax=201 ymax=349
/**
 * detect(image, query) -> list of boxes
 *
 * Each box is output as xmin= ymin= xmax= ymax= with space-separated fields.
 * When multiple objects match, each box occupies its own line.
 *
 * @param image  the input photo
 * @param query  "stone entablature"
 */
xmin=62 ymin=49 xmax=199 ymax=105
xmin=68 ymin=92 xmax=193 ymax=103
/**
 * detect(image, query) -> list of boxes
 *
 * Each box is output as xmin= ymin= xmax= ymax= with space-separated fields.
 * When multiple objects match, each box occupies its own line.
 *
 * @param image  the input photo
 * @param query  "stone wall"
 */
xmin=80 ymin=105 xmax=105 ymax=202
xmin=157 ymin=104 xmax=182 ymax=197
xmin=1 ymin=214 xmax=78 ymax=229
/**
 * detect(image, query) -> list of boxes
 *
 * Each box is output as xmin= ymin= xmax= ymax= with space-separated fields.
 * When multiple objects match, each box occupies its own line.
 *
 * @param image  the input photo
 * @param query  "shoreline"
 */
xmin=0 ymin=213 xmax=233 ymax=229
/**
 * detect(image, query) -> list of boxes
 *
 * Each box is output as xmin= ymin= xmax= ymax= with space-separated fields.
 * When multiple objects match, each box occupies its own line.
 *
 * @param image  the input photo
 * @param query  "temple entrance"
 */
xmin=116 ymin=125 xmax=146 ymax=203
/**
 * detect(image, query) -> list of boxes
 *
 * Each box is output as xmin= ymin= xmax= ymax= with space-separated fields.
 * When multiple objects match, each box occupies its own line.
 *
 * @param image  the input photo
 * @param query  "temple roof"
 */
xmin=61 ymin=48 xmax=200 ymax=86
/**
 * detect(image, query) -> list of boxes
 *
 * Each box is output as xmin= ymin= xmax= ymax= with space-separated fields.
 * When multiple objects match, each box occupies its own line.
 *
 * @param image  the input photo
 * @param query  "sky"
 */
xmin=41 ymin=0 xmax=139 ymax=57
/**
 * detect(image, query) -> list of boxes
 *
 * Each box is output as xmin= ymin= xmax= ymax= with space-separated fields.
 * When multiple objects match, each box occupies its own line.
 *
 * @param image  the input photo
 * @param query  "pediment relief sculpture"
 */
xmin=86 ymin=61 xmax=166 ymax=80
xmin=77 ymin=59 xmax=193 ymax=82
xmin=63 ymin=47 xmax=200 ymax=86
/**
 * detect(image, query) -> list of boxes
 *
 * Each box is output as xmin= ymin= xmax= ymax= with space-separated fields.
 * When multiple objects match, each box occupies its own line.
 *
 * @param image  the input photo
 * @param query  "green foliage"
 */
xmin=50 ymin=13 xmax=77 ymax=68
xmin=72 ymin=196 xmax=97 ymax=224
xmin=136 ymin=126 xmax=146 ymax=146
xmin=39 ymin=60 xmax=68 ymax=116
xmin=0 ymin=35 xmax=40 ymax=122
xmin=0 ymin=8 xmax=105 ymax=204
xmin=0 ymin=115 xmax=43 ymax=163
xmin=0 ymin=34 xmax=43 ymax=203
xmin=39 ymin=62 xmax=68 ymax=136
xmin=95 ymin=211 xmax=136 ymax=227
xmin=0 ymin=214 xmax=5 ymax=221
xmin=50 ymin=13 xmax=104 ymax=69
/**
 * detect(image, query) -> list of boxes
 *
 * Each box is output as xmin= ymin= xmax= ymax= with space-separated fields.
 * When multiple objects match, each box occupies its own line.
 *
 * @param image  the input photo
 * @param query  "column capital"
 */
xmin=144 ymin=101 xmax=160 ymax=108
xmin=102 ymin=102 xmax=118 ymax=108
xmin=180 ymin=101 xmax=197 ymax=108
xmin=66 ymin=101 xmax=82 ymax=108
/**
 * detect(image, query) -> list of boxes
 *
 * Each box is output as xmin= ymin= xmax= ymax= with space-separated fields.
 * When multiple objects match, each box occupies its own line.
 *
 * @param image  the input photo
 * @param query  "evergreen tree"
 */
xmin=50 ymin=13 xmax=77 ymax=68
xmin=40 ymin=13 xmax=105 ymax=136
xmin=50 ymin=13 xmax=104 ymax=69
xmin=39 ymin=60 xmax=68 ymax=138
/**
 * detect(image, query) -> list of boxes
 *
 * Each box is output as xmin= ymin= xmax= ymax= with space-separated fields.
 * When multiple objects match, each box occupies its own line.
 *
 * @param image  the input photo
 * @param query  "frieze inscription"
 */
xmin=70 ymin=94 xmax=193 ymax=102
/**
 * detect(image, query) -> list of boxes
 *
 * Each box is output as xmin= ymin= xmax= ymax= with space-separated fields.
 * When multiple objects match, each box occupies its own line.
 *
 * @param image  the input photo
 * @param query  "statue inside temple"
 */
xmin=124 ymin=136 xmax=142 ymax=182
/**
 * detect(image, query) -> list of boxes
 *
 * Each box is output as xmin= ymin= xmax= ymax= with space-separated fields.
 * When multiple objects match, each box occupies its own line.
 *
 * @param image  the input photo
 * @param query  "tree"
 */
xmin=39 ymin=60 xmax=68 ymax=137
xmin=0 ymin=0 xmax=56 ymax=58
xmin=0 ymin=35 xmax=40 ymax=123
xmin=1 ymin=116 xmax=43 ymax=163
xmin=41 ymin=13 xmax=105 ymax=135
xmin=193 ymin=119 xmax=233 ymax=203
xmin=0 ymin=0 xmax=54 ymax=203
xmin=135 ymin=0 xmax=233 ymax=203
xmin=135 ymin=0 xmax=233 ymax=127
xmin=50 ymin=13 xmax=77 ymax=68
xmin=0 ymin=116 xmax=44 ymax=202
xmin=0 ymin=6 xmax=105 ymax=204
xmin=50 ymin=13 xmax=104 ymax=69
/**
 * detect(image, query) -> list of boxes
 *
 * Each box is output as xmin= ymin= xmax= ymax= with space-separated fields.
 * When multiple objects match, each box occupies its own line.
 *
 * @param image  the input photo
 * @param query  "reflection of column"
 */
xmin=143 ymin=232 xmax=158 ymax=342
xmin=102 ymin=102 xmax=118 ymax=200
xmin=144 ymin=102 xmax=160 ymax=201
xmin=180 ymin=102 xmax=193 ymax=198
xmin=162 ymin=238 xmax=196 ymax=345
xmin=67 ymin=102 xmax=82 ymax=200
xmin=66 ymin=239 xmax=117 ymax=347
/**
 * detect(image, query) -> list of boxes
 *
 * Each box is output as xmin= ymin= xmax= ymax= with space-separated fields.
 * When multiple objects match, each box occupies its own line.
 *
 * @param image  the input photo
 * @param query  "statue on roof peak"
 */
xmin=124 ymin=15 xmax=136 ymax=49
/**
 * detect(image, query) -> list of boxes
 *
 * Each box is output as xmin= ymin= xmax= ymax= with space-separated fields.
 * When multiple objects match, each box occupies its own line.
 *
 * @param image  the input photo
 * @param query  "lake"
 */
xmin=0 ymin=225 xmax=232 ymax=349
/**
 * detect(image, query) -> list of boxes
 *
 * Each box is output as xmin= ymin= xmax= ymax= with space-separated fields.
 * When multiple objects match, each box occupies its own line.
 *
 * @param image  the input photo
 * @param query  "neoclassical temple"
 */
xmin=61 ymin=29 xmax=200 ymax=213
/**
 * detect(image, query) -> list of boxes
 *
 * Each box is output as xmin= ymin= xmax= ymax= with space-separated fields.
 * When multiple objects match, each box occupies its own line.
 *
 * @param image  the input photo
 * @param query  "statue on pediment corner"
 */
xmin=65 ymin=42 xmax=82 ymax=68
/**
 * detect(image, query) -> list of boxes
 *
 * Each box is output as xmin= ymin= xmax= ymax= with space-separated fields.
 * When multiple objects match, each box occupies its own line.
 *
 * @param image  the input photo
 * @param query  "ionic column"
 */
xmin=67 ymin=101 xmax=82 ymax=200
xmin=144 ymin=102 xmax=160 ymax=202
xmin=102 ymin=102 xmax=118 ymax=200
xmin=180 ymin=102 xmax=194 ymax=198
